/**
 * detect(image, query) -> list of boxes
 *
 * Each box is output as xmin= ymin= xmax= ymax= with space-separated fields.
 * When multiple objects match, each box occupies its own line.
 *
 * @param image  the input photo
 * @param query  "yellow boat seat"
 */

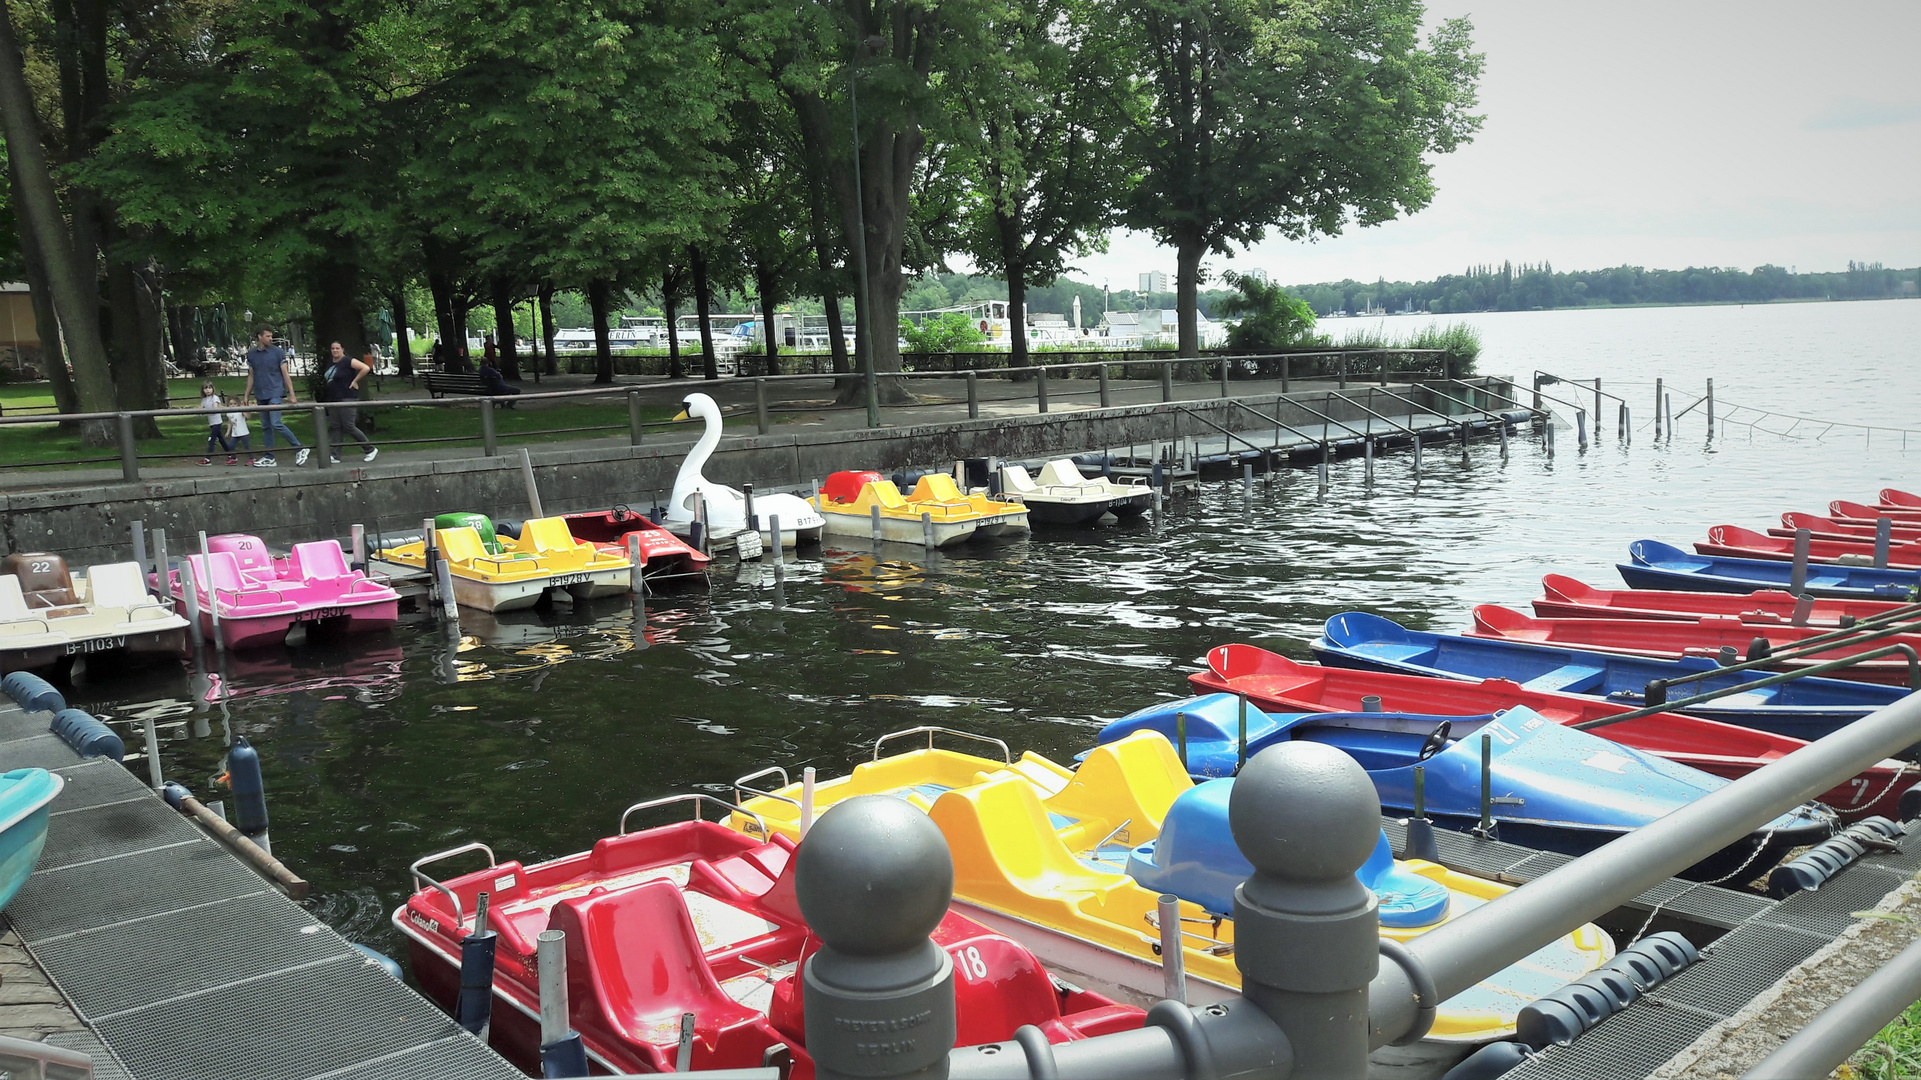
xmin=930 ymin=777 xmax=1126 ymax=907
xmin=863 ymin=481 xmax=909 ymax=511
xmin=437 ymin=526 xmax=490 ymax=566
xmin=521 ymin=517 xmax=584 ymax=555
xmin=1049 ymin=733 xmax=1191 ymax=851
xmin=909 ymin=474 xmax=969 ymax=504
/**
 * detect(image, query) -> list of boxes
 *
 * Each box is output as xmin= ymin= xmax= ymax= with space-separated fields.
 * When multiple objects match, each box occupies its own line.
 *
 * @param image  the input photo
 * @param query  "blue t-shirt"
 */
xmin=246 ymin=345 xmax=288 ymax=400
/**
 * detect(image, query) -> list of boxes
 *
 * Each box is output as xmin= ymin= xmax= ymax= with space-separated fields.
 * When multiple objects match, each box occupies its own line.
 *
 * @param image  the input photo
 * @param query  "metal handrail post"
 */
xmin=479 ymin=398 xmax=497 ymax=457
xmin=117 ymin=413 xmax=138 ymax=481
xmin=1572 ymin=643 xmax=1921 ymax=731
xmin=1097 ymin=363 xmax=1110 ymax=407
xmin=1744 ymin=938 xmax=1921 ymax=1080
xmin=1036 ymin=366 xmax=1050 ymax=413
xmin=966 ymin=371 xmax=979 ymax=418
xmin=1219 ymin=356 xmax=1230 ymax=398
xmin=1370 ymin=688 xmax=1921 ymax=1049
xmin=312 ymin=405 xmax=332 ymax=467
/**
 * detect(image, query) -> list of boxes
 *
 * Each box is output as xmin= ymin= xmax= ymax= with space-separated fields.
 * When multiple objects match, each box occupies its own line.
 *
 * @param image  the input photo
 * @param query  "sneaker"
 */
xmin=225 ymin=456 xmax=239 ymax=465
xmin=362 ymin=447 xmax=379 ymax=463
xmin=198 ymin=458 xmax=213 ymax=466
xmin=329 ymin=456 xmax=342 ymax=465
xmin=294 ymin=447 xmax=311 ymax=466
xmin=253 ymin=455 xmax=277 ymax=468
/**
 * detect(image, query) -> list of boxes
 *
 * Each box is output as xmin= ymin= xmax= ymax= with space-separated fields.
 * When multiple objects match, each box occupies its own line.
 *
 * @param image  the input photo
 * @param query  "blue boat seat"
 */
xmin=1519 ymin=663 xmax=1607 ymax=694
xmin=1126 ymin=778 xmax=1449 ymax=928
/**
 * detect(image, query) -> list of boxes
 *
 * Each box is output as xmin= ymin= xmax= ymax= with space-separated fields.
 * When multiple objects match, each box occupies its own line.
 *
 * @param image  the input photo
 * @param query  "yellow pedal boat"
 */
xmin=729 ymin=728 xmax=1613 ymax=1045
xmin=808 ymin=472 xmax=1029 ymax=547
xmin=372 ymin=514 xmax=631 ymax=612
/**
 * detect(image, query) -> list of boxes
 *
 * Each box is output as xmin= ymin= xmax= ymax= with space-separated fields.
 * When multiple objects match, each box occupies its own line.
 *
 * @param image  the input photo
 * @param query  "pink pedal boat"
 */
xmin=168 ymin=535 xmax=401 ymax=650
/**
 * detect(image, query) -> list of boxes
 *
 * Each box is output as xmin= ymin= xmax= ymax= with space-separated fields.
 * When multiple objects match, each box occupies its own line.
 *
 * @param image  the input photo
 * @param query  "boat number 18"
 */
xmin=957 ymin=946 xmax=988 ymax=980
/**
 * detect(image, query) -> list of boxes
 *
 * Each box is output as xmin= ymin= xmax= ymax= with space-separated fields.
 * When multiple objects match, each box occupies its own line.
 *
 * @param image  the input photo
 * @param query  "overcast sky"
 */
xmin=1069 ymin=0 xmax=1921 ymax=289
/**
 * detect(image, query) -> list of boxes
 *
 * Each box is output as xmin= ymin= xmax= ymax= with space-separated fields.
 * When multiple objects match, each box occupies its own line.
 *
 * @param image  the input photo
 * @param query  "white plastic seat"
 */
xmin=999 ymin=465 xmax=1039 ymax=495
xmin=0 ymin=575 xmax=30 ymax=620
xmin=1038 ymin=460 xmax=1088 ymax=487
xmin=85 ymin=562 xmax=149 ymax=608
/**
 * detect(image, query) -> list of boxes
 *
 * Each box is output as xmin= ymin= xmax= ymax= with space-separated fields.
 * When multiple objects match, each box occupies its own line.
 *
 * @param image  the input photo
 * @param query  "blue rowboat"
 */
xmin=0 ymin=769 xmax=62 ymax=913
xmin=1096 ymin=695 xmax=1833 ymax=875
xmin=1313 ymin=611 xmax=1909 ymax=743
xmin=1620 ymin=540 xmax=1921 ymax=600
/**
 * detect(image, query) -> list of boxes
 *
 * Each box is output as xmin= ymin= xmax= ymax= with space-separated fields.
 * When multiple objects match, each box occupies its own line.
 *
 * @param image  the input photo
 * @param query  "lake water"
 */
xmin=58 ymin=298 xmax=1921 ymax=960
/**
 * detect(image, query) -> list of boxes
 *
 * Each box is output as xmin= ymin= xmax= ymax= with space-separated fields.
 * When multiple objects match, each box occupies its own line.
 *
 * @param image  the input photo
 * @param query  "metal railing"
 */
xmin=0 ymin=350 xmax=1464 ymax=484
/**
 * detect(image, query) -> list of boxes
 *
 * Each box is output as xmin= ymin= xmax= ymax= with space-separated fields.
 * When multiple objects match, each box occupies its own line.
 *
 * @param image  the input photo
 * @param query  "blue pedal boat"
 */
xmin=1095 ymin=695 xmax=1832 ymax=876
xmin=0 ymin=769 xmax=62 ymax=912
xmin=1620 ymin=540 xmax=1921 ymax=600
xmin=1313 ymin=610 xmax=1909 ymax=743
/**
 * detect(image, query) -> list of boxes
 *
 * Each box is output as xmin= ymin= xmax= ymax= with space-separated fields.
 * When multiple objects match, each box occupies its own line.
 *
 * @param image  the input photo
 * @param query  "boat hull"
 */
xmin=1621 ymin=540 xmax=1921 ymax=600
xmin=0 ymin=623 xmax=187 ymax=675
xmin=368 ymin=559 xmax=629 ymax=612
xmin=199 ymin=597 xmax=400 ymax=651
xmin=0 ymin=770 xmax=61 ymax=914
xmin=1020 ymin=493 xmax=1152 ymax=527
xmin=817 ymin=509 xmax=981 ymax=547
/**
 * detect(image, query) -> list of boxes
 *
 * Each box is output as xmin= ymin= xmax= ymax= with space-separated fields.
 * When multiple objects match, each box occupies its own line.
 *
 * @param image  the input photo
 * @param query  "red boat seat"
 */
xmin=819 ymin=470 xmax=884 ymax=506
xmin=1 ymin=553 xmax=83 ymax=616
xmin=290 ymin=541 xmax=351 ymax=582
xmin=550 ymin=878 xmax=773 ymax=1071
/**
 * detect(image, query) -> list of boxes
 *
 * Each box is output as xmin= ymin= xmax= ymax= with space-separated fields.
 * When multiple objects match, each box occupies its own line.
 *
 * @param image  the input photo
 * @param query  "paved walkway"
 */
xmin=3 ymin=372 xmax=1509 ymax=493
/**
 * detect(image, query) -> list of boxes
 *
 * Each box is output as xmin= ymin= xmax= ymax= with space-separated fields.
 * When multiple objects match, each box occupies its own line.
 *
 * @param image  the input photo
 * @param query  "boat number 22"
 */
xmin=27 ymin=560 xmax=52 ymax=575
xmin=956 ymin=946 xmax=989 ymax=980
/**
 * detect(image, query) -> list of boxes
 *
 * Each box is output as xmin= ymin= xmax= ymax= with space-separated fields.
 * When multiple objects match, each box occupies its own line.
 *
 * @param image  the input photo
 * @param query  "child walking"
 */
xmin=198 ymin=383 xmax=234 ymax=466
xmin=225 ymin=403 xmax=252 ymax=465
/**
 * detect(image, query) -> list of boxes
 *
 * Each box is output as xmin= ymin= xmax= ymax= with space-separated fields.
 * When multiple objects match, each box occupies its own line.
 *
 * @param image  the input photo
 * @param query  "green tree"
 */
xmin=1119 ymin=0 xmax=1483 ymax=356
xmin=954 ymin=0 xmax=1136 ymax=374
xmin=1213 ymin=272 xmax=1315 ymax=351
xmin=900 ymin=311 xmax=985 ymax=352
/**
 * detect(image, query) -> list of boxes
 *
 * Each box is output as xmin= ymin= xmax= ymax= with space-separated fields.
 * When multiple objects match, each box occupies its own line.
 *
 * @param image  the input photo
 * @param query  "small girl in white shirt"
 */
xmin=198 ymin=383 xmax=234 ymax=465
xmin=224 ymin=403 xmax=252 ymax=464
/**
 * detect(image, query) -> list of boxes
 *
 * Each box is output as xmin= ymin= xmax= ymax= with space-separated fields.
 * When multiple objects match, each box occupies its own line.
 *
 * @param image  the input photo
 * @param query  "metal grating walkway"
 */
xmin=1503 ymin=819 xmax=1921 ymax=1080
xmin=0 ymin=703 xmax=523 ymax=1080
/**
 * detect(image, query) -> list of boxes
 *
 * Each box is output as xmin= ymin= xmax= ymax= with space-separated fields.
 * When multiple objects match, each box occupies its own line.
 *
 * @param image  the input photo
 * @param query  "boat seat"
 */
xmin=1518 ymin=663 xmax=1606 ymax=694
xmin=0 ymin=576 xmax=32 ymax=621
xmin=1037 ymin=460 xmax=1087 ymax=487
xmin=930 ymin=778 xmax=1118 ymax=906
xmin=910 ymin=474 xmax=967 ymax=504
xmin=3 ymin=553 xmax=80 ymax=612
xmin=1049 ymin=733 xmax=1191 ymax=847
xmin=820 ymin=470 xmax=885 ymax=505
xmin=85 ymin=563 xmax=154 ymax=614
xmin=209 ymin=535 xmax=275 ymax=579
xmin=999 ymin=465 xmax=1039 ymax=495
xmin=549 ymin=878 xmax=768 ymax=1068
xmin=436 ymin=526 xmax=490 ymax=566
xmin=291 ymin=541 xmax=351 ymax=582
xmin=522 ymin=517 xmax=583 ymax=554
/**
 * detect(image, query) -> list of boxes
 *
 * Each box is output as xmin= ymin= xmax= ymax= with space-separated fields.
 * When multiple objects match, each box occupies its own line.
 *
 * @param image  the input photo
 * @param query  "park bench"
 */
xmin=422 ymin=373 xmax=493 ymax=398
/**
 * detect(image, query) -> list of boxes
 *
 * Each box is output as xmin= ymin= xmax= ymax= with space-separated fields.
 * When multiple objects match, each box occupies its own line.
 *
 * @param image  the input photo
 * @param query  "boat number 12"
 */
xmin=957 ymin=946 xmax=988 ymax=980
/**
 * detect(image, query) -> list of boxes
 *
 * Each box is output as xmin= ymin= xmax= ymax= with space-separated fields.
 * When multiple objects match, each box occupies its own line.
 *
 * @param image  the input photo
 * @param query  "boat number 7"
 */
xmin=1849 ymin=778 xmax=1870 ymax=806
xmin=958 ymin=946 xmax=988 ymax=980
xmin=1483 ymin=721 xmax=1519 ymax=746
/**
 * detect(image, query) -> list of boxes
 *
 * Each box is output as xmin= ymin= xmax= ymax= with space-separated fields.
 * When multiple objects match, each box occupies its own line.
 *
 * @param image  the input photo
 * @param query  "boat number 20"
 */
xmin=957 ymin=946 xmax=988 ymax=980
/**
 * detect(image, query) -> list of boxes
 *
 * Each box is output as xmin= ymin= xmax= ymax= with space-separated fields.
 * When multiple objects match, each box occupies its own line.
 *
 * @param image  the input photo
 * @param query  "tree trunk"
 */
xmin=588 ymin=277 xmax=614 ymax=384
xmin=164 ymin=297 xmax=192 ymax=374
xmin=8 ymin=155 xmax=76 ymax=417
xmin=756 ymin=265 xmax=780 ymax=377
xmin=490 ymin=278 xmax=520 ymax=380
xmin=822 ymin=289 xmax=849 ymax=377
xmin=690 ymin=244 xmax=717 ymax=381
xmin=537 ymin=283 xmax=557 ymax=376
xmin=0 ymin=0 xmax=114 ymax=442
xmin=1006 ymin=260 xmax=1030 ymax=375
xmin=424 ymin=249 xmax=461 ymax=371
xmin=664 ymin=290 xmax=682 ymax=379
xmin=104 ymin=259 xmax=165 ymax=431
xmin=127 ymin=261 xmax=170 ymax=421
xmin=452 ymin=300 xmax=471 ymax=365
xmin=309 ymin=255 xmax=368 ymax=362
xmin=390 ymin=290 xmax=414 ymax=377
xmin=1176 ymin=239 xmax=1203 ymax=358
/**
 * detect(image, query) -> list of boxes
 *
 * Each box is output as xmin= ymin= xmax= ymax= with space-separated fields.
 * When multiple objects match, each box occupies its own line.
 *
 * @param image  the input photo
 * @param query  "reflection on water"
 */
xmin=49 ymin=301 xmax=1921 ymax=957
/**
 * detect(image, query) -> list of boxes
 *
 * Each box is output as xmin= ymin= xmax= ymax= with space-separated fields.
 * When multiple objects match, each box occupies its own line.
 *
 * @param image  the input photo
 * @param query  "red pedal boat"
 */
xmin=1696 ymin=525 xmax=1921 ymax=570
xmin=1774 ymin=514 xmax=1921 ymax=544
xmin=546 ymin=507 xmax=710 ymax=587
xmin=1883 ymin=488 xmax=1921 ymax=510
xmin=1533 ymin=574 xmax=1908 ymax=629
xmin=1470 ymin=604 xmax=1921 ymax=687
xmin=395 ymin=796 xmax=1142 ymax=1076
xmin=1188 ymin=645 xmax=1910 ymax=820
xmin=1832 ymin=499 xmax=1921 ymax=522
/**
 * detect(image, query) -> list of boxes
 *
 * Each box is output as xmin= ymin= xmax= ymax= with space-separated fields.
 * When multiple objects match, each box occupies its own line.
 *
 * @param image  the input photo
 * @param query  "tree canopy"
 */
xmin=0 ymin=0 xmax=1487 ymax=424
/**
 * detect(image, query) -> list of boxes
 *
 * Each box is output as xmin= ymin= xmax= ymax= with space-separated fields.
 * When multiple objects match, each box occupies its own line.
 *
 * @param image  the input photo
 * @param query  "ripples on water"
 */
xmin=55 ymin=300 xmax=1920 ymax=958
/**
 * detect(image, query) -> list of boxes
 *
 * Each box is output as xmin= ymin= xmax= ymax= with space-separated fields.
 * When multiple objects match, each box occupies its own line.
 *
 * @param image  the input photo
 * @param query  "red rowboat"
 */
xmin=1832 ymin=500 xmax=1921 ymax=522
xmin=1532 ymin=574 xmax=1908 ymax=629
xmin=396 ymin=798 xmax=1141 ymax=1076
xmin=1883 ymin=488 xmax=1921 ymax=510
xmin=1773 ymin=514 xmax=1921 ymax=544
xmin=557 ymin=507 xmax=712 ymax=585
xmin=1470 ymin=604 xmax=1921 ymax=687
xmin=1189 ymin=644 xmax=1911 ymax=819
xmin=1696 ymin=525 xmax=1921 ymax=570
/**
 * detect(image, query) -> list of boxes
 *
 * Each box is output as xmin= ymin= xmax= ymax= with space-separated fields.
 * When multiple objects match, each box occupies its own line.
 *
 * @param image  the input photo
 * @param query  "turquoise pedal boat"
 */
xmin=0 ymin=768 xmax=62 ymax=912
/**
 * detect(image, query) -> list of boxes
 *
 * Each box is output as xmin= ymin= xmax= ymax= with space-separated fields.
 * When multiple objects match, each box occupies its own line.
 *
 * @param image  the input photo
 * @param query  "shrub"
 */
xmin=900 ymin=311 xmax=987 ymax=353
xmin=1214 ymin=273 xmax=1318 ymax=353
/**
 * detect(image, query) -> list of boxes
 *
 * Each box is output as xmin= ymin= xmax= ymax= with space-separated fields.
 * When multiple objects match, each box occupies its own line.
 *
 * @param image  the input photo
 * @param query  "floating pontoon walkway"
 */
xmin=0 ymin=702 xmax=522 ymax=1080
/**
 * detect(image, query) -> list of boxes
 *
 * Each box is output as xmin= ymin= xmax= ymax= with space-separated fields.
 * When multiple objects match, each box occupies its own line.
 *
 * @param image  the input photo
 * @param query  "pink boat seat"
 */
xmin=549 ymin=878 xmax=771 ymax=1070
xmin=189 ymin=552 xmax=296 ymax=614
xmin=290 ymin=541 xmax=352 ymax=583
xmin=208 ymin=535 xmax=277 ymax=581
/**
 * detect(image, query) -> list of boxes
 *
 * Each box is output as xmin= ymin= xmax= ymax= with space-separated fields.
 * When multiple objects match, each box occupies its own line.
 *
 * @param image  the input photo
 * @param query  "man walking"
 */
xmin=242 ymin=327 xmax=310 ymax=467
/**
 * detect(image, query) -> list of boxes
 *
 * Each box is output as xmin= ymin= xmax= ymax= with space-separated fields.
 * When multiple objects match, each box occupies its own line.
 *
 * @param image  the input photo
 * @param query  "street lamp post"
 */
xmin=849 ymin=43 xmax=880 ymax=428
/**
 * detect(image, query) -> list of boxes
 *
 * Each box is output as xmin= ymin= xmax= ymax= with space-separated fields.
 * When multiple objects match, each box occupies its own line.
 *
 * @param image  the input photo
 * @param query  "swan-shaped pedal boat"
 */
xmin=372 ymin=513 xmax=631 ymax=612
xmin=808 ymin=471 xmax=1029 ymax=546
xmin=666 ymin=393 xmax=822 ymax=548
xmin=1 ymin=553 xmax=188 ymax=673
xmin=163 ymin=534 xmax=400 ymax=650
xmin=726 ymin=728 xmax=1612 ymax=1042
xmin=997 ymin=460 xmax=1151 ymax=526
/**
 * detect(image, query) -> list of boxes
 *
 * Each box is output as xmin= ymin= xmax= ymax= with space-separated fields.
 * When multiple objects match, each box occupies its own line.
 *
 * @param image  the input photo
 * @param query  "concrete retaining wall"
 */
xmin=1 ymin=384 xmax=1513 ymax=566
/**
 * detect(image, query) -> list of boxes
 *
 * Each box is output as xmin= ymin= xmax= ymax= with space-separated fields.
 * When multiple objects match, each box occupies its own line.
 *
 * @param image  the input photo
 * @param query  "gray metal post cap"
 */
xmin=1232 ymin=742 xmax=1380 ymax=904
xmin=796 ymin=794 xmax=955 ymax=957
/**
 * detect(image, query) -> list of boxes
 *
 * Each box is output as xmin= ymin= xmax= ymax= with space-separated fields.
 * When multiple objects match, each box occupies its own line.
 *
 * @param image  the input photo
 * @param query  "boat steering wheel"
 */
xmin=1416 ymin=720 xmax=1453 ymax=762
xmin=611 ymin=503 xmax=632 ymax=523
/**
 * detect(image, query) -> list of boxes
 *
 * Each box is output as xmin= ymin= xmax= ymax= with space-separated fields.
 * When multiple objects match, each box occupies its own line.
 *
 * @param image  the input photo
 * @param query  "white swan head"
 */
xmin=671 ymin=392 xmax=722 ymax=424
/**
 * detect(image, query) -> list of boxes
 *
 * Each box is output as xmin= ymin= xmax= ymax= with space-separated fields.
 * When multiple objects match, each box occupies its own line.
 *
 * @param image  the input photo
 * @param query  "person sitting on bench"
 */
xmin=476 ymin=360 xmax=521 ymax=405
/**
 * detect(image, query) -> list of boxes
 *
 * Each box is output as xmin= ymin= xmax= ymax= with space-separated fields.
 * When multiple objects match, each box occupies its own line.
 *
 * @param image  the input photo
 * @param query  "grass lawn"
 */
xmin=1851 ymin=1000 xmax=1921 ymax=1079
xmin=0 ymin=377 xmax=743 ymax=471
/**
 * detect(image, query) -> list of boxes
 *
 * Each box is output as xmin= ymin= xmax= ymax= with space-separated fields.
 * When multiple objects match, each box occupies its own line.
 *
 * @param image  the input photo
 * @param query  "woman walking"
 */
xmin=321 ymin=341 xmax=379 ymax=463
